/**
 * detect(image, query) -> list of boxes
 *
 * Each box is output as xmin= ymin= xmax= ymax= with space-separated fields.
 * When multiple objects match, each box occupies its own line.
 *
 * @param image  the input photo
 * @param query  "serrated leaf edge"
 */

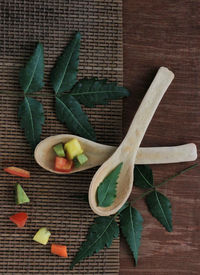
xmin=21 ymin=96 xmax=36 ymax=146
xmin=56 ymin=95 xmax=95 ymax=141
xmin=135 ymin=165 xmax=153 ymax=188
xmin=70 ymin=216 xmax=118 ymax=269
xmin=54 ymin=32 xmax=81 ymax=94
xmin=154 ymin=191 xmax=172 ymax=231
xmin=97 ymin=162 xmax=123 ymax=207
xmin=22 ymin=43 xmax=44 ymax=94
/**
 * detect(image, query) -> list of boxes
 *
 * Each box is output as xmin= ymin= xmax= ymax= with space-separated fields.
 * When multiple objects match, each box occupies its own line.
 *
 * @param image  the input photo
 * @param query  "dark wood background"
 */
xmin=121 ymin=1 xmax=200 ymax=274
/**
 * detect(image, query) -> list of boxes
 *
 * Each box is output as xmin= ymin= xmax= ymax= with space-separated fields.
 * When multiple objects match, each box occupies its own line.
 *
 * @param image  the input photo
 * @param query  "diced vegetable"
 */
xmin=51 ymin=244 xmax=68 ymax=258
xmin=15 ymin=184 xmax=30 ymax=204
xmin=54 ymin=157 xmax=73 ymax=172
xmin=73 ymin=158 xmax=81 ymax=168
xmin=4 ymin=166 xmax=30 ymax=178
xmin=75 ymin=153 xmax=88 ymax=166
xmin=64 ymin=138 xmax=83 ymax=160
xmin=53 ymin=143 xmax=65 ymax=157
xmin=33 ymin=227 xmax=51 ymax=245
xmin=9 ymin=212 xmax=28 ymax=228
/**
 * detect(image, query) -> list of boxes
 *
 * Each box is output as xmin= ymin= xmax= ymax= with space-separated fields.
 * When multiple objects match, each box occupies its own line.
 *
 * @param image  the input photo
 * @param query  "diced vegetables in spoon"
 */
xmin=53 ymin=138 xmax=88 ymax=172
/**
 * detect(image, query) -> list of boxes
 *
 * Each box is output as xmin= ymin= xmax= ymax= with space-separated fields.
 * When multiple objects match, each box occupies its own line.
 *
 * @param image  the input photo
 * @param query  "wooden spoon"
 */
xmin=34 ymin=134 xmax=197 ymax=174
xmin=89 ymin=67 xmax=175 ymax=216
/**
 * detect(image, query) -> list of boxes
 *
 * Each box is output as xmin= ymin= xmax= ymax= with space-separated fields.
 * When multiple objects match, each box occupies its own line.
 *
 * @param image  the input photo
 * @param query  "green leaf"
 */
xmin=146 ymin=191 xmax=172 ymax=232
xmin=51 ymin=32 xmax=81 ymax=95
xmin=55 ymin=94 xmax=96 ymax=141
xmin=18 ymin=96 xmax=45 ymax=149
xmin=70 ymin=216 xmax=119 ymax=269
xmin=134 ymin=165 xmax=154 ymax=189
xmin=19 ymin=43 xmax=44 ymax=94
xmin=97 ymin=163 xmax=123 ymax=207
xmin=117 ymin=201 xmax=130 ymax=214
xmin=71 ymin=78 xmax=129 ymax=107
xmin=120 ymin=205 xmax=143 ymax=265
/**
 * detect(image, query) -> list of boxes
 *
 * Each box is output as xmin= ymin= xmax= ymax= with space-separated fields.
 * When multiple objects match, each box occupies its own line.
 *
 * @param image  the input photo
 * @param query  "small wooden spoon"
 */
xmin=34 ymin=135 xmax=197 ymax=174
xmin=89 ymin=67 xmax=175 ymax=216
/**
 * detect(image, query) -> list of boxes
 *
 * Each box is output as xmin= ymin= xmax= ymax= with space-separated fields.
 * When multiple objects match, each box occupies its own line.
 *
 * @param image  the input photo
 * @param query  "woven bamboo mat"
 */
xmin=0 ymin=0 xmax=123 ymax=274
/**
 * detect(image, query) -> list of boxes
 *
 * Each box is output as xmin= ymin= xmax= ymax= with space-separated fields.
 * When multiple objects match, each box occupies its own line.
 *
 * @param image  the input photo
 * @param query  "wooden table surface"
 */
xmin=121 ymin=1 xmax=200 ymax=274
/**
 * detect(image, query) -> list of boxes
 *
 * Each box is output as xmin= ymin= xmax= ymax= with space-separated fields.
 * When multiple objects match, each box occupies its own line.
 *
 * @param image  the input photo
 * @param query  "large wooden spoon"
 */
xmin=34 ymin=134 xmax=197 ymax=174
xmin=89 ymin=67 xmax=175 ymax=216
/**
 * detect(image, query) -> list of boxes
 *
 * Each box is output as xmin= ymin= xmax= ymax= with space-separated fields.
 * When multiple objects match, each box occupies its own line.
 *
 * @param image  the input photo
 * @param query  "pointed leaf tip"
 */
xmin=134 ymin=165 xmax=154 ymax=189
xmin=71 ymin=78 xmax=129 ymax=107
xmin=51 ymin=32 xmax=81 ymax=95
xmin=97 ymin=162 xmax=123 ymax=207
xmin=146 ymin=190 xmax=172 ymax=232
xmin=18 ymin=96 xmax=45 ymax=150
xmin=70 ymin=216 xmax=119 ymax=269
xmin=19 ymin=43 xmax=44 ymax=94
xmin=120 ymin=205 xmax=143 ymax=265
xmin=55 ymin=94 xmax=96 ymax=141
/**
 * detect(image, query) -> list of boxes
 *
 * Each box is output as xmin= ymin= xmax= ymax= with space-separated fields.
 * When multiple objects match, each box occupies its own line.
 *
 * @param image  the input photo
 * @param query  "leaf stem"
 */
xmin=129 ymin=164 xmax=198 ymax=205
xmin=155 ymin=163 xmax=198 ymax=189
xmin=0 ymin=91 xmax=55 ymax=98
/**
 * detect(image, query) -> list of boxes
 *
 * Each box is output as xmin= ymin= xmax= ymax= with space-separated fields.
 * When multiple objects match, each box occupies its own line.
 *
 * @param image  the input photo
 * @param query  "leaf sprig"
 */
xmin=71 ymin=164 xmax=197 ymax=268
xmin=51 ymin=32 xmax=129 ymax=141
xmin=18 ymin=43 xmax=45 ymax=150
xmin=18 ymin=32 xmax=129 ymax=148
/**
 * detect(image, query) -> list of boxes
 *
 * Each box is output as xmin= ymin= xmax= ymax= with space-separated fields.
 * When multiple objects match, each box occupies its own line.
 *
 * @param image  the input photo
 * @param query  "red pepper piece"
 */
xmin=51 ymin=244 xmax=68 ymax=258
xmin=9 ymin=212 xmax=28 ymax=228
xmin=4 ymin=167 xmax=30 ymax=178
xmin=54 ymin=157 xmax=73 ymax=172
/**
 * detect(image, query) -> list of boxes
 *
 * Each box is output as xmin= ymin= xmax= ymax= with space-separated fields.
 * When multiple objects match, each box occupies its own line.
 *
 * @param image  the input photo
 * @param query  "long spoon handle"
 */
xmin=97 ymin=143 xmax=197 ymax=166
xmin=121 ymin=67 xmax=174 ymax=160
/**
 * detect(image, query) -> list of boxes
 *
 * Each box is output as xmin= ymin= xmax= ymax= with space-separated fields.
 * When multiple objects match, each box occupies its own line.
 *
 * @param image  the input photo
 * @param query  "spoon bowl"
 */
xmin=34 ymin=134 xmax=115 ymax=174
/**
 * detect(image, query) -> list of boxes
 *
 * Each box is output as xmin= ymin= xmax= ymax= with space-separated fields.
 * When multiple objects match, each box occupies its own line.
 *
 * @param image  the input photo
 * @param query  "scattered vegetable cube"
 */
xmin=33 ymin=227 xmax=51 ymax=245
xmin=9 ymin=212 xmax=28 ymax=228
xmin=4 ymin=166 xmax=30 ymax=178
xmin=54 ymin=157 xmax=73 ymax=172
xmin=15 ymin=184 xmax=30 ymax=205
xmin=64 ymin=138 xmax=83 ymax=160
xmin=53 ymin=143 xmax=65 ymax=157
xmin=51 ymin=244 xmax=68 ymax=258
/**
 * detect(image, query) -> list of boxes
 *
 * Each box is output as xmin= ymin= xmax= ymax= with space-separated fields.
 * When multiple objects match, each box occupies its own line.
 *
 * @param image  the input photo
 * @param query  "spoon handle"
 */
xmin=99 ymin=143 xmax=197 ymax=165
xmin=122 ymin=67 xmax=174 ymax=159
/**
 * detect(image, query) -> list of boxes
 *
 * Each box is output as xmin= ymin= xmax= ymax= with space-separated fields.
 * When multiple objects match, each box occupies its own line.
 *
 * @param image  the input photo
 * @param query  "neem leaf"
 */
xmin=71 ymin=78 xmax=129 ymax=107
xmin=120 ymin=205 xmax=143 ymax=265
xmin=146 ymin=190 xmax=172 ymax=232
xmin=117 ymin=201 xmax=130 ymax=214
xmin=70 ymin=216 xmax=119 ymax=269
xmin=55 ymin=94 xmax=96 ymax=141
xmin=97 ymin=163 xmax=123 ymax=207
xmin=51 ymin=32 xmax=81 ymax=95
xmin=134 ymin=165 xmax=154 ymax=189
xmin=19 ymin=43 xmax=44 ymax=94
xmin=18 ymin=96 xmax=45 ymax=149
